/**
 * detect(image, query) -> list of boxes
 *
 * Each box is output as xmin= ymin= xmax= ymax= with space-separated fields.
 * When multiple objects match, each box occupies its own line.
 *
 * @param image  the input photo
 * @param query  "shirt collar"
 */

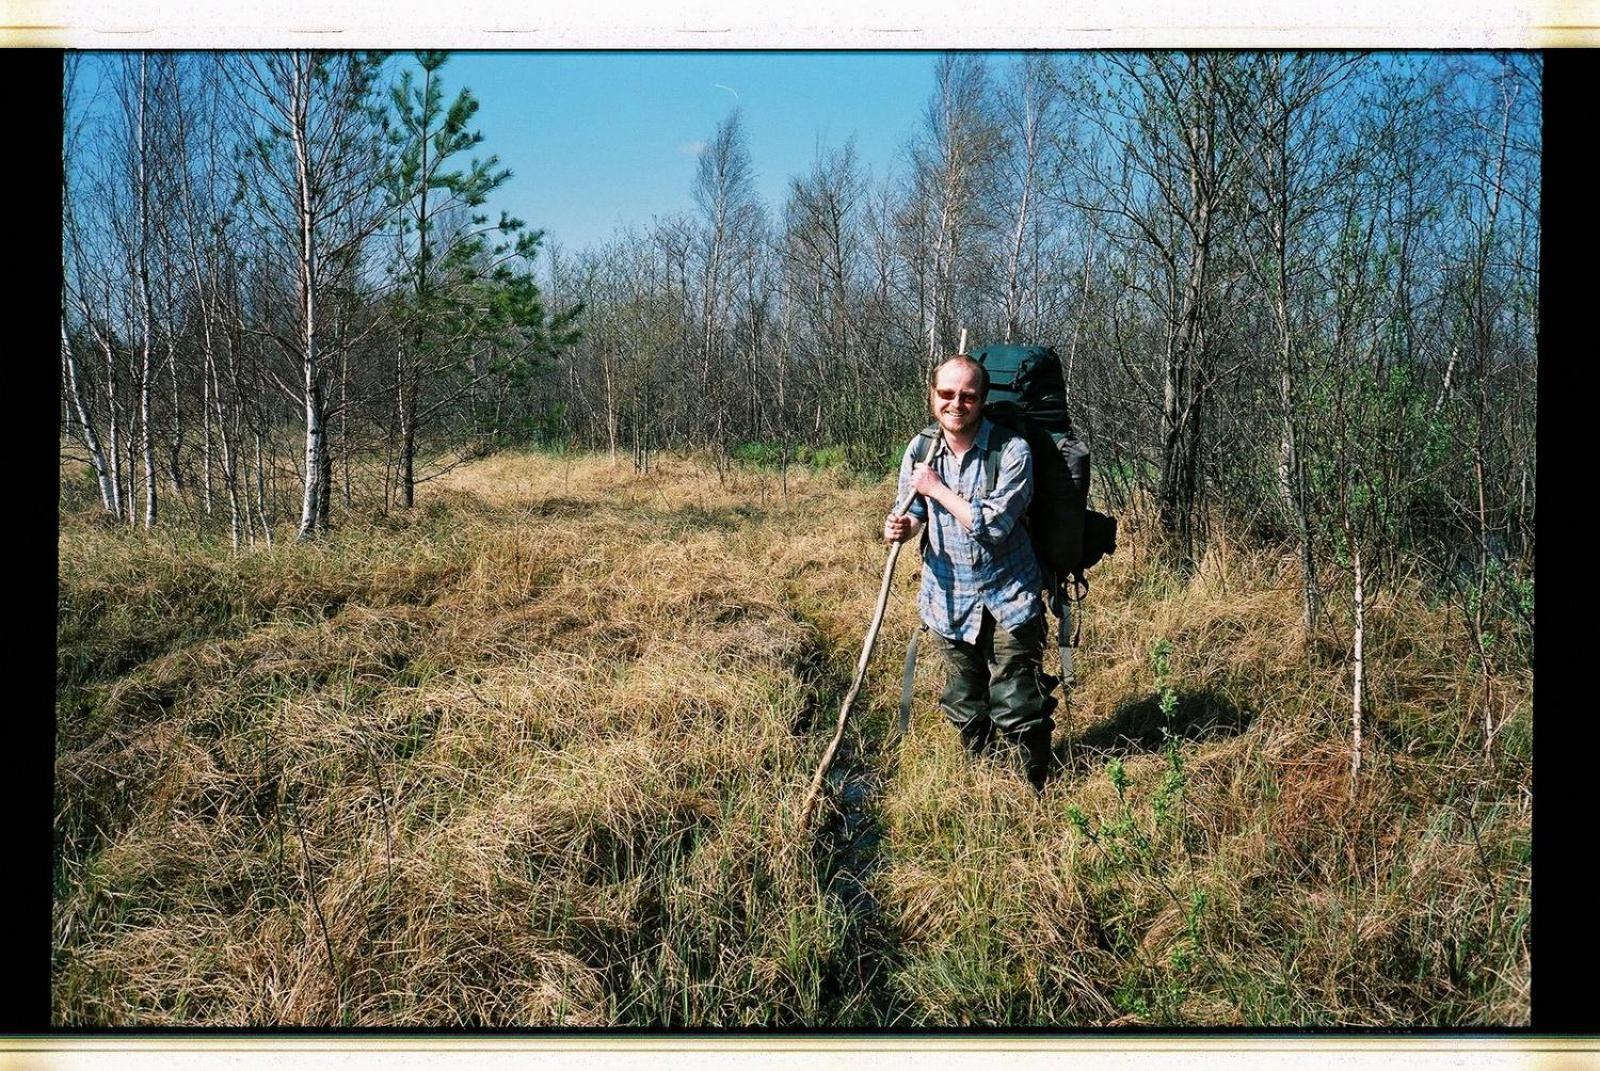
xmin=958 ymin=418 xmax=992 ymax=459
xmin=974 ymin=418 xmax=993 ymax=452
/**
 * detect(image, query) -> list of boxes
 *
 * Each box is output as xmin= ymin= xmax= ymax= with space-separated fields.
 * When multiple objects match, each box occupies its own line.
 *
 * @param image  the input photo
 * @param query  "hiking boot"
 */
xmin=1020 ymin=726 xmax=1053 ymax=791
xmin=960 ymin=718 xmax=995 ymax=758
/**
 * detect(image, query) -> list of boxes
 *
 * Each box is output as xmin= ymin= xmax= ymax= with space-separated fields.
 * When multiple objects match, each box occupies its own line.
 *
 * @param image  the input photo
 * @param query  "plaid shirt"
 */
xmin=897 ymin=419 xmax=1044 ymax=643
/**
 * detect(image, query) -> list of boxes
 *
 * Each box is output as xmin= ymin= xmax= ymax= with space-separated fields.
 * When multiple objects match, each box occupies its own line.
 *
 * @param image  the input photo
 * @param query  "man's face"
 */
xmin=931 ymin=362 xmax=984 ymax=436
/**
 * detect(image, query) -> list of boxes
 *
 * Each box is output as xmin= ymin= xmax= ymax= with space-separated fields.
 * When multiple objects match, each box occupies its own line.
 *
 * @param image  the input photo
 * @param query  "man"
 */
xmin=884 ymin=354 xmax=1056 ymax=789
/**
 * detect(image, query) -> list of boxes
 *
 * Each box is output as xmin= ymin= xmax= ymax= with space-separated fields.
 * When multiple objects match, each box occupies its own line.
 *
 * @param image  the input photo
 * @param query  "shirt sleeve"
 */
xmin=968 ymin=435 xmax=1032 ymax=545
xmin=897 ymin=439 xmax=928 ymax=522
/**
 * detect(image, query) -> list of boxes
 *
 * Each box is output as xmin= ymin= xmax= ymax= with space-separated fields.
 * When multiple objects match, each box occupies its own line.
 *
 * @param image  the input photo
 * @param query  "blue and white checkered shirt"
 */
xmin=897 ymin=419 xmax=1044 ymax=643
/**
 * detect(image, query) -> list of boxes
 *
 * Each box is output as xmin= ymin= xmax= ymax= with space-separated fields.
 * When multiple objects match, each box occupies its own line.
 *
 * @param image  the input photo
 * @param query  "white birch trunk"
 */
xmin=219 ymin=309 xmax=248 ymax=551
xmin=206 ymin=346 xmax=241 ymax=551
xmin=201 ymin=357 xmax=213 ymax=516
xmin=62 ymin=320 xmax=119 ymax=515
xmin=135 ymin=53 xmax=158 ymax=529
xmin=1001 ymin=105 xmax=1037 ymax=344
xmin=602 ymin=350 xmax=618 ymax=462
xmin=341 ymin=341 xmax=351 ymax=508
xmin=1350 ymin=540 xmax=1365 ymax=800
xmin=105 ymin=329 xmax=122 ymax=521
xmin=291 ymin=58 xmax=324 ymax=542
xmin=255 ymin=429 xmax=273 ymax=547
xmin=164 ymin=331 xmax=183 ymax=500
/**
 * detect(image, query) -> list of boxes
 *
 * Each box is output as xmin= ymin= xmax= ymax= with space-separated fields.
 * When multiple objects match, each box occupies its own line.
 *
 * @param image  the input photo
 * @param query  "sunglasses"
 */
xmin=934 ymin=388 xmax=980 ymax=403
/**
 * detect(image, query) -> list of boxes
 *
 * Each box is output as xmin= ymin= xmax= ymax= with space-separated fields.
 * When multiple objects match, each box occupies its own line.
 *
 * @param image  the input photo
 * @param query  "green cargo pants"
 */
xmin=931 ymin=609 xmax=1056 ymax=786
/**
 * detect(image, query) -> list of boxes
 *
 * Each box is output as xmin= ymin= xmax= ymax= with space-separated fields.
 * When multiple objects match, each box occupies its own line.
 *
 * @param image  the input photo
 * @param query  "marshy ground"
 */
xmin=54 ymin=451 xmax=1530 ymax=1025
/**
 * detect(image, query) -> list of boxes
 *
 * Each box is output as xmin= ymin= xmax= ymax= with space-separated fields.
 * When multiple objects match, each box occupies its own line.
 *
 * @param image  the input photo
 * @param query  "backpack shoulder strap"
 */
xmin=982 ymin=426 xmax=1015 ymax=495
xmin=908 ymin=424 xmax=942 ymax=556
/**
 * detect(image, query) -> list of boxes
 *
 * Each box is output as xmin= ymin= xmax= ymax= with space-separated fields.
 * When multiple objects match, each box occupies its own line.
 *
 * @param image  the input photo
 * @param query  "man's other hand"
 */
xmin=884 ymin=513 xmax=918 ymax=543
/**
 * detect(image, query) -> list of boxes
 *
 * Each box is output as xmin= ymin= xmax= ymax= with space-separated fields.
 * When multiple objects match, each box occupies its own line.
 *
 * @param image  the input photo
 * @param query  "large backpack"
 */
xmin=911 ymin=343 xmax=1114 ymax=586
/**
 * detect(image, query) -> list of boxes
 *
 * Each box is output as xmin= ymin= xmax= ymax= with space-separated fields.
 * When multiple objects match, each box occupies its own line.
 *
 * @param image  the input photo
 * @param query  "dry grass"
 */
xmin=55 ymin=449 xmax=1529 ymax=1025
xmin=869 ymin=510 xmax=1530 ymax=1026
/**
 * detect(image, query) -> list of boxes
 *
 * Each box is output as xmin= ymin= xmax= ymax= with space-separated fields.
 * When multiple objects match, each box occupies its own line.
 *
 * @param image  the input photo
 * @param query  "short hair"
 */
xmin=928 ymin=354 xmax=989 ymax=397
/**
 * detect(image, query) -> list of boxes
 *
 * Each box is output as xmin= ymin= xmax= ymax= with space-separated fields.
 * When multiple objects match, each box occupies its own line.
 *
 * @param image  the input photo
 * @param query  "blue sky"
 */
xmin=71 ymin=51 xmax=1531 ymax=259
xmin=67 ymin=50 xmax=950 ymax=254
xmin=443 ymin=51 xmax=944 ymax=253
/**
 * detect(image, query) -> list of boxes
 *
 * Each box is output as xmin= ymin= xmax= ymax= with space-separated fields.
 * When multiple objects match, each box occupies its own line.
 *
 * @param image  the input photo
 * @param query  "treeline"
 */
xmin=539 ymin=52 xmax=1537 ymax=641
xmin=62 ymin=51 xmax=1537 ymax=632
xmin=62 ymin=51 xmax=579 ymax=546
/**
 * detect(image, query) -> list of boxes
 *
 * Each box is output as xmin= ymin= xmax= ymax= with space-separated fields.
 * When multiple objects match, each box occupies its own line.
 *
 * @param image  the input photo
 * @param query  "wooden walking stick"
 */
xmin=795 ymin=445 xmax=939 ymax=831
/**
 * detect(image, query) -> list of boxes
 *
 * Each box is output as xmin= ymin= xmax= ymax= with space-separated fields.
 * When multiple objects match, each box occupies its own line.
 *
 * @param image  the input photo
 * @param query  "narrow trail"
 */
xmin=790 ymin=612 xmax=904 ymax=1026
xmin=813 ymin=729 xmax=901 ymax=1024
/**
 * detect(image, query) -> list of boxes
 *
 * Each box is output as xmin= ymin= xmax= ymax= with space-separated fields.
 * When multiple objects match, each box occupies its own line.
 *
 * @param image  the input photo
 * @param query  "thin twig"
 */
xmin=366 ymin=747 xmax=394 ymax=894
xmin=290 ymin=797 xmax=342 ymax=1010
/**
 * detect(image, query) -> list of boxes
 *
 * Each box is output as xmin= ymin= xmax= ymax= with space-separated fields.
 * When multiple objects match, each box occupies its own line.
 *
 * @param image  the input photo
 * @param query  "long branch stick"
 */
xmin=796 ymin=484 xmax=920 ymax=831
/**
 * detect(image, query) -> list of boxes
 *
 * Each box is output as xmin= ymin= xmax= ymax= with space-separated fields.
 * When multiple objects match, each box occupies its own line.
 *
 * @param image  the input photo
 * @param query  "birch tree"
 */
xmin=61 ymin=55 xmax=120 ymax=518
xmin=989 ymin=52 xmax=1065 ymax=344
xmin=1059 ymin=52 xmax=1250 ymax=567
xmin=782 ymin=141 xmax=866 ymax=448
xmin=908 ymin=53 xmax=998 ymax=366
xmin=691 ymin=109 xmax=761 ymax=454
xmin=230 ymin=51 xmax=387 ymax=540
xmin=1235 ymin=52 xmax=1366 ymax=635
xmin=106 ymin=52 xmax=164 ymax=528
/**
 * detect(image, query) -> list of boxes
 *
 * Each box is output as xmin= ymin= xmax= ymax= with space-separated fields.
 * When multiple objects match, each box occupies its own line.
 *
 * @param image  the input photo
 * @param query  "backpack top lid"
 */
xmin=972 ymin=343 xmax=1059 ymax=385
xmin=973 ymin=344 xmax=1070 ymax=429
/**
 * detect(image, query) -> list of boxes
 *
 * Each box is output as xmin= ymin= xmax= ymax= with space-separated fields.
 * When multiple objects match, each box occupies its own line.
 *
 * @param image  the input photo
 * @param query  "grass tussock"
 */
xmin=56 ymin=449 xmax=1528 ymax=1025
xmin=870 ymin=511 xmax=1529 ymax=1026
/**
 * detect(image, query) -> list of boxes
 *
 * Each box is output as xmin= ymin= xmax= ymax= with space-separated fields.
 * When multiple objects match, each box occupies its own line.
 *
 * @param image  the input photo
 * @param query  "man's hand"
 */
xmin=910 ymin=462 xmax=945 ymax=498
xmin=884 ymin=513 xmax=922 ymax=544
xmin=907 ymin=459 xmax=974 ymax=532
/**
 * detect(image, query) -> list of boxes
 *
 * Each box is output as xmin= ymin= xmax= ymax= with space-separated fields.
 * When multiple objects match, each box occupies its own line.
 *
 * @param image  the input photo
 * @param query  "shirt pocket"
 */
xmin=959 ymin=528 xmax=988 ymax=568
